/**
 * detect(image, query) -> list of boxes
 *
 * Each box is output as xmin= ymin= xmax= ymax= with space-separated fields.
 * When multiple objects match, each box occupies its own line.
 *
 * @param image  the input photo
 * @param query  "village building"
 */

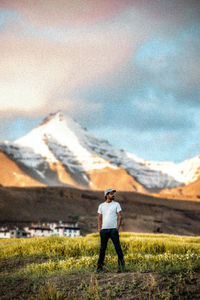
xmin=0 ymin=229 xmax=11 ymax=239
xmin=51 ymin=220 xmax=80 ymax=237
xmin=0 ymin=220 xmax=81 ymax=238
xmin=54 ymin=225 xmax=80 ymax=237
xmin=0 ymin=227 xmax=29 ymax=238
xmin=27 ymin=226 xmax=52 ymax=238
xmin=26 ymin=220 xmax=81 ymax=237
xmin=10 ymin=228 xmax=30 ymax=238
xmin=47 ymin=221 xmax=79 ymax=230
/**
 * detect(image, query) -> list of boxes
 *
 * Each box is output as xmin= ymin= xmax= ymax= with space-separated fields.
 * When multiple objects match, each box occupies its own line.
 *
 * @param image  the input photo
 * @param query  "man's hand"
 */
xmin=117 ymin=211 xmax=122 ymax=232
xmin=98 ymin=213 xmax=102 ymax=233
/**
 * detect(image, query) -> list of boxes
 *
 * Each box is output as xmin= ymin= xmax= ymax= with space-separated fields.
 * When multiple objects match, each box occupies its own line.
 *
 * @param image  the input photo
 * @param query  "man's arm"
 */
xmin=98 ymin=213 xmax=102 ymax=232
xmin=117 ymin=211 xmax=122 ymax=231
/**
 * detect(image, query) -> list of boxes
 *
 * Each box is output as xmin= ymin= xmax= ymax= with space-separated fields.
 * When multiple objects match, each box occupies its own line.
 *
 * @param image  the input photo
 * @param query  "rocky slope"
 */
xmin=0 ymin=111 xmax=200 ymax=193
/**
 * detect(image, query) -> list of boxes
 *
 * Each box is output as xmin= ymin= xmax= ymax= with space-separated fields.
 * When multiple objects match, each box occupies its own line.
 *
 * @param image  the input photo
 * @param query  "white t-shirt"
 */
xmin=97 ymin=201 xmax=122 ymax=229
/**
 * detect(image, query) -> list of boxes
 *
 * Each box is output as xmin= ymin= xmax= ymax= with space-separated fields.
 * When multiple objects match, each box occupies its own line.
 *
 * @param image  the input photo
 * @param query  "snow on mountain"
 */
xmin=12 ymin=112 xmax=120 ymax=187
xmin=16 ymin=112 xmax=118 ymax=171
xmin=0 ymin=140 xmax=57 ymax=184
xmin=0 ymin=150 xmax=45 ymax=187
xmin=1 ymin=111 xmax=200 ymax=191
xmin=140 ymin=155 xmax=200 ymax=185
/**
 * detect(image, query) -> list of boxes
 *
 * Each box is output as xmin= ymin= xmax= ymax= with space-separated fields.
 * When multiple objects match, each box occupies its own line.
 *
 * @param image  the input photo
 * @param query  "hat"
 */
xmin=104 ymin=188 xmax=116 ymax=197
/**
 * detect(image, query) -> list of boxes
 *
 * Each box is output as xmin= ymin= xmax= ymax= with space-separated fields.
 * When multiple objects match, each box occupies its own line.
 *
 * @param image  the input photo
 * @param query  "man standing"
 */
xmin=97 ymin=188 xmax=125 ymax=273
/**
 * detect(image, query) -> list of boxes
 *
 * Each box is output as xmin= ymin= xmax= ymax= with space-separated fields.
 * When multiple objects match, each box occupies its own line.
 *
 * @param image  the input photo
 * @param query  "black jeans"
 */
xmin=97 ymin=228 xmax=124 ymax=268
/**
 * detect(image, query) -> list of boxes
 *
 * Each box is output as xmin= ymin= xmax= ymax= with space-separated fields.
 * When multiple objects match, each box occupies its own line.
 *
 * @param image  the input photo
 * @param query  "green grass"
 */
xmin=0 ymin=233 xmax=200 ymax=299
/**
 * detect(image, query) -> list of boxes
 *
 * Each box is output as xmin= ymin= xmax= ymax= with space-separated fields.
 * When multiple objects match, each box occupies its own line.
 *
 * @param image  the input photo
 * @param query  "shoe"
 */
xmin=121 ymin=265 xmax=126 ymax=272
xmin=96 ymin=266 xmax=103 ymax=273
xmin=117 ymin=261 xmax=126 ymax=273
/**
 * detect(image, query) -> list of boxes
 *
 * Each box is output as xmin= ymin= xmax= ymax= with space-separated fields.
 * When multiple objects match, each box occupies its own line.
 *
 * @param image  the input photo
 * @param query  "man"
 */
xmin=97 ymin=188 xmax=125 ymax=273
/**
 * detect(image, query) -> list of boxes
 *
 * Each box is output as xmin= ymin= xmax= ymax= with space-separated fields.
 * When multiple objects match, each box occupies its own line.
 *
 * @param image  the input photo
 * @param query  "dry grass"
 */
xmin=0 ymin=234 xmax=200 ymax=299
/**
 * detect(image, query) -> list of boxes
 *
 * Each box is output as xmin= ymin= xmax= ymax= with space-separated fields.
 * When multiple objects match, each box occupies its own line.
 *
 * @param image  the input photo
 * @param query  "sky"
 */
xmin=0 ymin=0 xmax=200 ymax=162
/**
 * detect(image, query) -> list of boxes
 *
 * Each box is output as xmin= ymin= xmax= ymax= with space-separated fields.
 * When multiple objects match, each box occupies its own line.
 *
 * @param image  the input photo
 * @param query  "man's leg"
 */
xmin=110 ymin=229 xmax=125 ymax=271
xmin=97 ymin=229 xmax=109 ymax=270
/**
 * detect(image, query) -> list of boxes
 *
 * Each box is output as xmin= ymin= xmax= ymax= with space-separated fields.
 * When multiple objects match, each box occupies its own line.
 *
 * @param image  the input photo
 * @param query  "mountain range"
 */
xmin=0 ymin=111 xmax=200 ymax=197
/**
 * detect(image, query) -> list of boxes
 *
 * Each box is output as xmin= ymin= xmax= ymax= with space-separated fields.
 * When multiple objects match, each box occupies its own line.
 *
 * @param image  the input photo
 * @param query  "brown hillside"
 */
xmin=159 ymin=177 xmax=200 ymax=200
xmin=180 ymin=177 xmax=200 ymax=195
xmin=0 ymin=149 xmax=147 ymax=192
xmin=0 ymin=187 xmax=199 ymax=236
xmin=88 ymin=167 xmax=146 ymax=192
xmin=0 ymin=151 xmax=45 ymax=187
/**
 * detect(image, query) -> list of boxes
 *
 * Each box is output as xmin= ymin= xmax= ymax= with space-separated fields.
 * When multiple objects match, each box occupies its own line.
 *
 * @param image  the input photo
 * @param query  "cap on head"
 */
xmin=104 ymin=188 xmax=116 ymax=199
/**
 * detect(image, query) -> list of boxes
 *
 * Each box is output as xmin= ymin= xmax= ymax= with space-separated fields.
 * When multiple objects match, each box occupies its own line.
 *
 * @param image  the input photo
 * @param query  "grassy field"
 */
xmin=0 ymin=233 xmax=200 ymax=299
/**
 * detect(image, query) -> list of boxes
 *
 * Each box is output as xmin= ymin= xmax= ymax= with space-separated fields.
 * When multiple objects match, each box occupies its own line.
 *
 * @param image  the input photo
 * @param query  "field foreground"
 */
xmin=0 ymin=233 xmax=200 ymax=299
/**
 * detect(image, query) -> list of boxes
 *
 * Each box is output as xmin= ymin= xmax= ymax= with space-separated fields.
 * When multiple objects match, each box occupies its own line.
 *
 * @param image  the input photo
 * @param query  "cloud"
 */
xmin=134 ymin=31 xmax=200 ymax=105
xmin=0 ymin=0 xmax=200 ymax=162
xmin=1 ymin=0 xmax=199 ymax=116
xmin=1 ymin=0 xmax=130 ymax=27
xmin=130 ymin=91 xmax=194 ymax=130
xmin=91 ymin=115 xmax=200 ymax=162
xmin=0 ymin=31 xmax=131 ymax=115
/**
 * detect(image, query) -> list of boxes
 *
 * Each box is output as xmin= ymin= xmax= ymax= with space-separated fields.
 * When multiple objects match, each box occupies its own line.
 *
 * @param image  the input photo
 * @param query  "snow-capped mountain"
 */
xmin=0 ymin=111 xmax=200 ymax=192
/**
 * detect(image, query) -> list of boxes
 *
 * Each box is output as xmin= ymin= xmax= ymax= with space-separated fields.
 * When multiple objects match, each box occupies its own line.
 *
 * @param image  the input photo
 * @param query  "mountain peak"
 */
xmin=8 ymin=111 xmax=200 ymax=192
xmin=39 ymin=111 xmax=64 ymax=127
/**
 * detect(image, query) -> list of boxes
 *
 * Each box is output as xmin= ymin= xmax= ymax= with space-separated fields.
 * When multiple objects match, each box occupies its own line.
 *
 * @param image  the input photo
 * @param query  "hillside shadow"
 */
xmin=46 ymin=137 xmax=90 ymax=187
xmin=0 ymin=141 xmax=89 ymax=187
xmin=0 ymin=142 xmax=65 ymax=186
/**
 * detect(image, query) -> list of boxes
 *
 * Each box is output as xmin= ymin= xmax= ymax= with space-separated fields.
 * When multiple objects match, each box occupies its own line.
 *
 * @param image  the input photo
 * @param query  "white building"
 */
xmin=10 ymin=228 xmax=30 ymax=238
xmin=28 ymin=227 xmax=52 ymax=237
xmin=54 ymin=225 xmax=80 ymax=237
xmin=47 ymin=221 xmax=79 ymax=230
xmin=0 ymin=228 xmax=29 ymax=239
xmin=0 ymin=229 xmax=10 ymax=238
xmin=0 ymin=220 xmax=81 ymax=238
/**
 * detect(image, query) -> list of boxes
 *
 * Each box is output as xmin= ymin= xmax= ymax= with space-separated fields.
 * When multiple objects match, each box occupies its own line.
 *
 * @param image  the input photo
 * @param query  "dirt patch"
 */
xmin=39 ymin=271 xmax=200 ymax=300
xmin=1 ymin=271 xmax=199 ymax=300
xmin=0 ymin=257 xmax=48 ymax=274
